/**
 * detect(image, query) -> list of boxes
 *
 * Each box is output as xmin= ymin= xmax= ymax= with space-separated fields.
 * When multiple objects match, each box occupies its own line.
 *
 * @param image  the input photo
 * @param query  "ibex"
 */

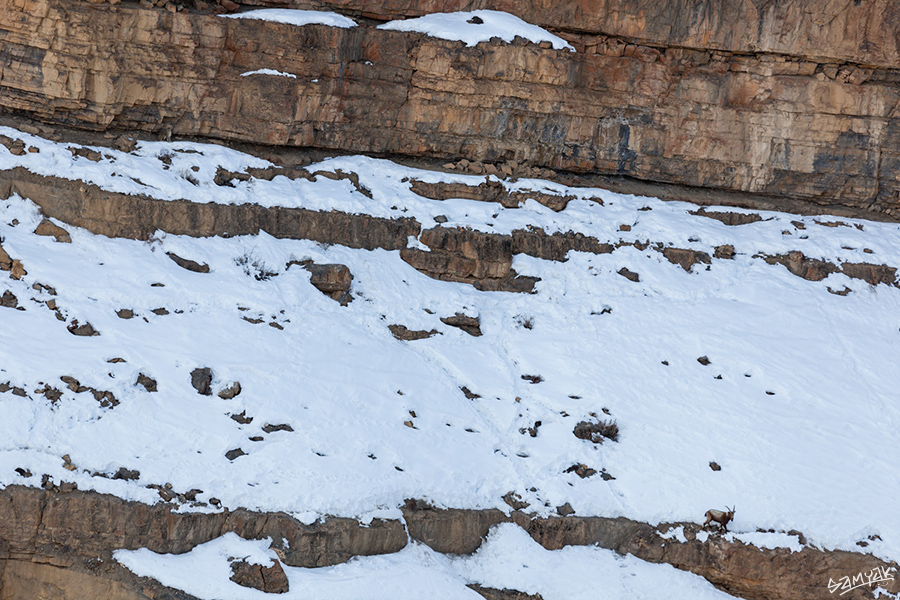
xmin=703 ymin=506 xmax=735 ymax=532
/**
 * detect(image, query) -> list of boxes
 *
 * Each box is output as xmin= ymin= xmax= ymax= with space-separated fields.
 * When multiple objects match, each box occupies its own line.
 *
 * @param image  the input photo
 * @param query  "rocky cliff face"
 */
xmin=2 ymin=0 xmax=900 ymax=217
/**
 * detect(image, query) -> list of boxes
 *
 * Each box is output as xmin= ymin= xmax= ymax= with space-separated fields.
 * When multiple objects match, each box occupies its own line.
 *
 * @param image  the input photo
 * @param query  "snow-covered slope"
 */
xmin=2 ymin=127 xmax=900 ymax=596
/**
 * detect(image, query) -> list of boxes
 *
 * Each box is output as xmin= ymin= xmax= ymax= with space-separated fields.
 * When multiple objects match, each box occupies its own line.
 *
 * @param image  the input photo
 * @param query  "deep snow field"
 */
xmin=2 ymin=121 xmax=900 ymax=598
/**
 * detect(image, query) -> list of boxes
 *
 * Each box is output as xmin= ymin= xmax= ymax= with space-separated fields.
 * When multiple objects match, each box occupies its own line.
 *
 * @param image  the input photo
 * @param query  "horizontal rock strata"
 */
xmin=3 ymin=168 xmax=897 ymax=292
xmin=0 ymin=486 xmax=895 ymax=600
xmin=3 ymin=0 xmax=900 ymax=216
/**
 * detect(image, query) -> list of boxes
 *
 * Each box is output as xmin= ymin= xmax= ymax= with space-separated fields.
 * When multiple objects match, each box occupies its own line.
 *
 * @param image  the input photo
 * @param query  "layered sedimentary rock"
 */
xmin=0 ymin=486 xmax=896 ymax=600
xmin=2 ymin=0 xmax=900 ymax=216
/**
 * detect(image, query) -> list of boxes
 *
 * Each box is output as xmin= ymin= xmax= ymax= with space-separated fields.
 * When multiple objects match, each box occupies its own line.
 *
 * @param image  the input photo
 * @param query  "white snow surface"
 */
xmin=223 ymin=9 xmax=357 ymax=28
xmin=114 ymin=525 xmax=735 ymax=599
xmin=378 ymin=10 xmax=575 ymax=51
xmin=1 ymin=127 xmax=900 ymax=567
xmin=240 ymin=69 xmax=298 ymax=78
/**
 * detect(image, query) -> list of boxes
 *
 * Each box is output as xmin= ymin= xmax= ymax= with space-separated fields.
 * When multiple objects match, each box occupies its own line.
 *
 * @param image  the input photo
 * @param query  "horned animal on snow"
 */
xmin=703 ymin=506 xmax=735 ymax=532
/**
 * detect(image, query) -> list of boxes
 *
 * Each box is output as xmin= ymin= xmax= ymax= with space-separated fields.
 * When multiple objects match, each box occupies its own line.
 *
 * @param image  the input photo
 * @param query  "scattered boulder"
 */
xmin=661 ymin=247 xmax=711 ymax=271
xmin=229 ymin=558 xmax=289 ymax=594
xmin=230 ymin=411 xmax=253 ymax=424
xmin=225 ymin=448 xmax=245 ymax=461
xmin=9 ymin=260 xmax=26 ymax=280
xmin=467 ymin=585 xmax=543 ymax=600
xmin=840 ymin=262 xmax=897 ymax=286
xmin=556 ymin=502 xmax=575 ymax=517
xmin=113 ymin=467 xmax=140 ymax=481
xmin=617 ymin=267 xmax=640 ymax=282
xmin=1 ymin=290 xmax=18 ymax=308
xmin=697 ymin=356 xmax=711 ymax=366
xmin=761 ymin=251 xmax=838 ymax=281
xmin=67 ymin=320 xmax=100 ymax=336
xmin=502 ymin=491 xmax=529 ymax=511
xmin=190 ymin=367 xmax=213 ymax=395
xmin=136 ymin=373 xmax=157 ymax=392
xmin=573 ymin=419 xmax=619 ymax=443
xmin=69 ymin=146 xmax=103 ymax=162
xmin=288 ymin=261 xmax=353 ymax=305
xmin=34 ymin=219 xmax=72 ymax=243
xmin=709 ymin=461 xmax=722 ymax=471
xmin=0 ymin=243 xmax=11 ymax=271
xmin=151 ymin=307 xmax=169 ymax=316
xmin=166 ymin=252 xmax=210 ymax=273
xmin=520 ymin=374 xmax=543 ymax=384
xmin=440 ymin=313 xmax=482 ymax=336
xmin=218 ymin=381 xmax=242 ymax=399
xmin=460 ymin=386 xmax=481 ymax=399
xmin=714 ymin=244 xmax=735 ymax=259
xmin=691 ymin=208 xmax=763 ymax=226
xmin=565 ymin=463 xmax=597 ymax=478
xmin=116 ymin=308 xmax=134 ymax=319
xmin=388 ymin=324 xmax=439 ymax=341
xmin=262 ymin=423 xmax=294 ymax=433
xmin=36 ymin=385 xmax=63 ymax=403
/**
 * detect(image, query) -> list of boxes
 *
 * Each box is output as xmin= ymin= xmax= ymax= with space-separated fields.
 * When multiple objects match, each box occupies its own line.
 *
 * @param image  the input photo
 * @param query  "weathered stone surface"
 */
xmin=5 ymin=0 xmax=900 ymax=216
xmin=34 ymin=218 xmax=72 ymax=243
xmin=661 ymin=247 xmax=712 ymax=272
xmin=190 ymin=367 xmax=213 ymax=396
xmin=135 ymin=373 xmax=157 ymax=393
xmin=0 ymin=168 xmax=421 ymax=249
xmin=440 ymin=313 xmax=482 ymax=337
xmin=761 ymin=252 xmax=840 ymax=282
xmin=410 ymin=179 xmax=573 ymax=212
xmin=468 ymin=584 xmax=544 ymax=600
xmin=0 ymin=485 xmax=895 ymax=600
xmin=229 ymin=559 xmax=289 ymax=594
xmin=1 ymin=289 xmax=18 ymax=308
xmin=166 ymin=252 xmax=210 ymax=273
xmin=303 ymin=262 xmax=353 ymax=305
xmin=0 ymin=242 xmax=12 ymax=271
xmin=388 ymin=324 xmax=440 ymax=341
xmin=67 ymin=320 xmax=100 ymax=337
xmin=253 ymin=0 xmax=900 ymax=69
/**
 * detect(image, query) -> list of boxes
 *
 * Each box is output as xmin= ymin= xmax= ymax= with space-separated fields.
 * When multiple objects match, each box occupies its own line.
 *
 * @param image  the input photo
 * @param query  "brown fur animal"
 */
xmin=703 ymin=506 xmax=735 ymax=532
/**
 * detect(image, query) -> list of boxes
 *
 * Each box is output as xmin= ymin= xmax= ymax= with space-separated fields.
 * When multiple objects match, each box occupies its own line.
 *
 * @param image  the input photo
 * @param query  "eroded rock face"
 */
xmin=0 ymin=486 xmax=895 ymax=600
xmin=4 ymin=0 xmax=900 ymax=216
xmin=229 ymin=558 xmax=289 ymax=594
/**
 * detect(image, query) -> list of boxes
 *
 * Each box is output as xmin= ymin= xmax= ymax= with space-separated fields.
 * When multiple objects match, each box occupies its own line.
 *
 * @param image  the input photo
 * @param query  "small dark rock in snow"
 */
xmin=113 ymin=467 xmax=140 ymax=481
xmin=136 ymin=373 xmax=157 ymax=392
xmin=167 ymin=252 xmax=210 ymax=273
xmin=68 ymin=320 xmax=100 ymax=337
xmin=262 ymin=423 xmax=294 ymax=434
xmin=556 ymin=502 xmax=575 ymax=516
xmin=709 ymin=461 xmax=722 ymax=471
xmin=218 ymin=381 xmax=242 ymax=399
xmin=441 ymin=313 xmax=482 ymax=336
xmin=225 ymin=448 xmax=245 ymax=461
xmin=230 ymin=411 xmax=253 ymax=424
xmin=1 ymin=290 xmax=18 ymax=309
xmin=697 ymin=356 xmax=711 ymax=366
xmin=617 ymin=267 xmax=640 ymax=282
xmin=467 ymin=15 xmax=483 ymax=24
xmin=191 ymin=367 xmax=213 ymax=395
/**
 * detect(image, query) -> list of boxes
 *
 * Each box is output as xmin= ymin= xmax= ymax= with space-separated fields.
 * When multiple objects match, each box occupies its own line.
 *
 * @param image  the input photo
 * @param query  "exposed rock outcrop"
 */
xmin=4 ymin=0 xmax=900 ymax=216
